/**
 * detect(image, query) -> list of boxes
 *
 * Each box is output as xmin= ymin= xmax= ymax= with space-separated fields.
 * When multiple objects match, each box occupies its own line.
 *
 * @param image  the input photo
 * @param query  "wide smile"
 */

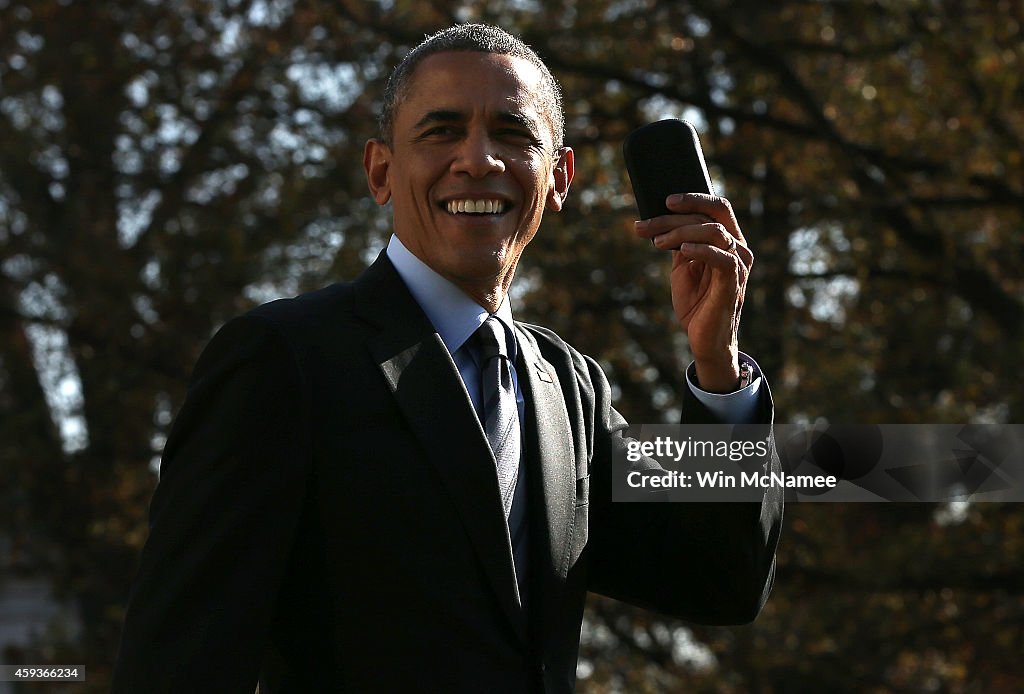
xmin=441 ymin=198 xmax=512 ymax=217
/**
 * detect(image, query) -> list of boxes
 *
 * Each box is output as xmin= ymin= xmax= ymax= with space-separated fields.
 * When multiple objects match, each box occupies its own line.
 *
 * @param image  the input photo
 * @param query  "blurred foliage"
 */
xmin=1 ymin=0 xmax=1022 ymax=692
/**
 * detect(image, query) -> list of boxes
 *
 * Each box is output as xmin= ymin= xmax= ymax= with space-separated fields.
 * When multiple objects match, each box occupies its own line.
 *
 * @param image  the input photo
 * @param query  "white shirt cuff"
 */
xmin=685 ymin=352 xmax=763 ymax=424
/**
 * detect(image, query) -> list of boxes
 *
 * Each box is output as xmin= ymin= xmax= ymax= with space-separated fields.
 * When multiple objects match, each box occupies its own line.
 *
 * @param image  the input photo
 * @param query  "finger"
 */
xmin=675 ymin=242 xmax=750 ymax=284
xmin=652 ymin=222 xmax=738 ymax=253
xmin=656 ymin=226 xmax=754 ymax=276
xmin=633 ymin=214 xmax=713 ymax=239
xmin=665 ymin=193 xmax=745 ymax=244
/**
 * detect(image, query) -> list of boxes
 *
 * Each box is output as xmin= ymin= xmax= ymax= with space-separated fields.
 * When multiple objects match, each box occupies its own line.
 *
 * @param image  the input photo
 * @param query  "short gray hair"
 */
xmin=378 ymin=24 xmax=565 ymax=150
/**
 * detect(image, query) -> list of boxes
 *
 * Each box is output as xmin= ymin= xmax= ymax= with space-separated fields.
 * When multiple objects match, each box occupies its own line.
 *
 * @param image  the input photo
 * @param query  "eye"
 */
xmin=416 ymin=125 xmax=461 ymax=141
xmin=497 ymin=129 xmax=542 ymax=147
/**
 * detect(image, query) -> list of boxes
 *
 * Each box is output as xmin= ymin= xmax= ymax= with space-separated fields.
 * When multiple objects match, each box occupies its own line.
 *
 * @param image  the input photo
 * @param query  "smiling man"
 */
xmin=113 ymin=24 xmax=782 ymax=694
xmin=363 ymin=49 xmax=573 ymax=313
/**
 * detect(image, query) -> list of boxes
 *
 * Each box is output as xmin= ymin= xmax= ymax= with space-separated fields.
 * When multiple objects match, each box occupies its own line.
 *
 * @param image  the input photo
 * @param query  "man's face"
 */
xmin=364 ymin=51 xmax=573 ymax=306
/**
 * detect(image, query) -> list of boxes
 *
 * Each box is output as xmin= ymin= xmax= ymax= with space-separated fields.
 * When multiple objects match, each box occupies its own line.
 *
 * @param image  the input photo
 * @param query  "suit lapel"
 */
xmin=353 ymin=254 xmax=526 ymax=639
xmin=514 ymin=326 xmax=576 ymax=582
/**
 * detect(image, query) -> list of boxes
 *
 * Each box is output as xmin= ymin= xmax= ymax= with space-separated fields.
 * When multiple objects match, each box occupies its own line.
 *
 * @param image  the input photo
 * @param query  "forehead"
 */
xmin=396 ymin=51 xmax=547 ymax=124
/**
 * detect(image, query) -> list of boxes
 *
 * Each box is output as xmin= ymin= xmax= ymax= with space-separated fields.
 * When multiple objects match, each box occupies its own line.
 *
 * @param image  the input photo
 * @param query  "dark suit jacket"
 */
xmin=112 ymin=253 xmax=783 ymax=694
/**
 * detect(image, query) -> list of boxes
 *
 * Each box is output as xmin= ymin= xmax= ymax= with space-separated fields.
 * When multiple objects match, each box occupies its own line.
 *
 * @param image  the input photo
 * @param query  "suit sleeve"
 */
xmin=112 ymin=316 xmax=312 ymax=694
xmin=583 ymin=352 xmax=783 ymax=625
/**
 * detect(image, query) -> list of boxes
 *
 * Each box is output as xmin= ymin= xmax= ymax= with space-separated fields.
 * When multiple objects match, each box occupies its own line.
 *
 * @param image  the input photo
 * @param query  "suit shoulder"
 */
xmin=517 ymin=321 xmax=573 ymax=358
xmin=516 ymin=321 xmax=603 ymax=382
xmin=186 ymin=283 xmax=352 ymax=372
xmin=246 ymin=281 xmax=356 ymax=329
xmin=206 ymin=280 xmax=366 ymax=364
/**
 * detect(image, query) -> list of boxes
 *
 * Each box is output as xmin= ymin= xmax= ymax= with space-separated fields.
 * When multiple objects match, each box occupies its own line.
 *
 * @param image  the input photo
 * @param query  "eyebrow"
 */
xmin=496 ymin=111 xmax=541 ymax=133
xmin=411 ymin=109 xmax=541 ymax=134
xmin=412 ymin=110 xmax=463 ymax=130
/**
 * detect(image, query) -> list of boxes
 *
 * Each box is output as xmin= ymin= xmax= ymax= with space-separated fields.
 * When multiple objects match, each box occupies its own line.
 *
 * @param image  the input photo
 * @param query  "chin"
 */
xmin=449 ymin=250 xmax=513 ymax=280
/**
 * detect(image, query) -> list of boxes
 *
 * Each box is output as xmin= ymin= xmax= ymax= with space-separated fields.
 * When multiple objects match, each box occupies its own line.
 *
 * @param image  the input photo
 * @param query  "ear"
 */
xmin=363 ymin=138 xmax=393 ymax=205
xmin=545 ymin=147 xmax=574 ymax=212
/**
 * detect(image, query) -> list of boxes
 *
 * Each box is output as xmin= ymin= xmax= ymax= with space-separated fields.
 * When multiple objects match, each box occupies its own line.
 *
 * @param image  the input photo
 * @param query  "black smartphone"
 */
xmin=622 ymin=119 xmax=715 ymax=219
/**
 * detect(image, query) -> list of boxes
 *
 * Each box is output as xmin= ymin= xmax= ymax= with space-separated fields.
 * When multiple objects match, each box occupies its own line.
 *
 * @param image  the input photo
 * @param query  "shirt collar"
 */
xmin=386 ymin=235 xmax=517 ymax=358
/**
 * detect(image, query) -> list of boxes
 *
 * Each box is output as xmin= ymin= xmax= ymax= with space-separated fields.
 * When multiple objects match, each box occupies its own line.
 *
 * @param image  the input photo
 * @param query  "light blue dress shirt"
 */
xmin=385 ymin=234 xmax=762 ymax=425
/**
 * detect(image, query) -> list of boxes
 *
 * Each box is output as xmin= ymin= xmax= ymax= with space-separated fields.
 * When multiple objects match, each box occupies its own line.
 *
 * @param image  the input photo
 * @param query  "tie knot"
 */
xmin=475 ymin=317 xmax=509 ymax=361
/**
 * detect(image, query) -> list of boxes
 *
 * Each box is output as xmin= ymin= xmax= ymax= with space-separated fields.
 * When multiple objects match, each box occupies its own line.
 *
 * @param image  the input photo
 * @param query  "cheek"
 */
xmin=517 ymin=160 xmax=551 ymax=200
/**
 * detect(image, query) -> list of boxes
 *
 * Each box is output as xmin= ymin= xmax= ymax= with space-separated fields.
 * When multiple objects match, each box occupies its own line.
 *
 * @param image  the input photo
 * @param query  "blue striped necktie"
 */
xmin=475 ymin=317 xmax=521 ymax=519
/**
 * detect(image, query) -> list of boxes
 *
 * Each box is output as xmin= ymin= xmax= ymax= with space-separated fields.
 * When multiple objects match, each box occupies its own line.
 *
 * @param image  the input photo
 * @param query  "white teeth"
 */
xmin=446 ymin=199 xmax=505 ymax=214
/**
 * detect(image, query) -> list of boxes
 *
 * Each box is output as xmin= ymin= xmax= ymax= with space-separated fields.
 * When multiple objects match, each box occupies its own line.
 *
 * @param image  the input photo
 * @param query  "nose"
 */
xmin=451 ymin=128 xmax=506 ymax=178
